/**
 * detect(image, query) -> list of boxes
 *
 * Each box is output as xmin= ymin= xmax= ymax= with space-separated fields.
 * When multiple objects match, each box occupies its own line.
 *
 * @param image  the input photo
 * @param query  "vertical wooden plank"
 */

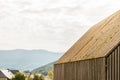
xmin=74 ymin=62 xmax=76 ymax=80
xmin=118 ymin=45 xmax=120 ymax=80
xmin=58 ymin=65 xmax=59 ymax=80
xmin=95 ymin=59 xmax=98 ymax=80
xmin=61 ymin=64 xmax=63 ymax=80
xmin=64 ymin=64 xmax=66 ymax=80
xmin=64 ymin=63 xmax=66 ymax=80
xmin=111 ymin=51 xmax=115 ymax=80
xmin=76 ymin=61 xmax=78 ymax=80
xmin=106 ymin=45 xmax=120 ymax=80
xmin=59 ymin=64 xmax=61 ymax=80
xmin=79 ymin=61 xmax=81 ymax=80
xmin=115 ymin=48 xmax=118 ymax=80
xmin=88 ymin=60 xmax=91 ymax=80
xmin=88 ymin=59 xmax=94 ymax=80
xmin=107 ymin=56 xmax=110 ymax=80
xmin=90 ymin=59 xmax=92 ymax=80
xmin=102 ymin=58 xmax=106 ymax=80
xmin=87 ymin=60 xmax=90 ymax=80
xmin=86 ymin=60 xmax=89 ymax=80
xmin=55 ymin=58 xmax=106 ymax=80
xmin=110 ymin=54 xmax=112 ymax=80
xmin=64 ymin=63 xmax=67 ymax=80
xmin=92 ymin=59 xmax=95 ymax=80
xmin=67 ymin=63 xmax=69 ymax=80
xmin=79 ymin=61 xmax=82 ymax=80
xmin=60 ymin=64 xmax=62 ymax=80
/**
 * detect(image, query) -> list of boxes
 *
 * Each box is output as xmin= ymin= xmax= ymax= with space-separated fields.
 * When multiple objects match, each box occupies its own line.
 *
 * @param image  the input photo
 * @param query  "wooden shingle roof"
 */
xmin=56 ymin=10 xmax=120 ymax=64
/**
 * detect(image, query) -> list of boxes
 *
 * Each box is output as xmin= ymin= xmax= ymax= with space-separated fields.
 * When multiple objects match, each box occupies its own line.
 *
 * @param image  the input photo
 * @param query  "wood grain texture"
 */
xmin=54 ymin=58 xmax=106 ymax=80
xmin=106 ymin=44 xmax=120 ymax=80
xmin=54 ymin=44 xmax=120 ymax=80
xmin=56 ymin=10 xmax=120 ymax=64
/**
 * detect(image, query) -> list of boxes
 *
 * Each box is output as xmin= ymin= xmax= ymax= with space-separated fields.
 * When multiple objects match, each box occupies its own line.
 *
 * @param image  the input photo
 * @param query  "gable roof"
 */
xmin=8 ymin=69 xmax=19 ymax=74
xmin=56 ymin=10 xmax=120 ymax=64
xmin=0 ymin=71 xmax=7 ymax=78
xmin=0 ymin=70 xmax=14 ymax=79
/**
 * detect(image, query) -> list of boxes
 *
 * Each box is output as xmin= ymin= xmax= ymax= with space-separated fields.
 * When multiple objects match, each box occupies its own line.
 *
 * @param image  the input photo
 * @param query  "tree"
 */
xmin=48 ymin=71 xmax=53 ymax=80
xmin=39 ymin=75 xmax=44 ymax=80
xmin=33 ymin=74 xmax=44 ymax=80
xmin=11 ymin=72 xmax=26 ymax=80
xmin=27 ymin=77 xmax=33 ymax=80
xmin=27 ymin=74 xmax=33 ymax=80
xmin=33 ymin=75 xmax=39 ymax=80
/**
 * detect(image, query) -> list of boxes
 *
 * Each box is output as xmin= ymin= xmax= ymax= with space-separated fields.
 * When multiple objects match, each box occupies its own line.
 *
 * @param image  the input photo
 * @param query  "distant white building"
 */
xmin=0 ymin=70 xmax=14 ymax=80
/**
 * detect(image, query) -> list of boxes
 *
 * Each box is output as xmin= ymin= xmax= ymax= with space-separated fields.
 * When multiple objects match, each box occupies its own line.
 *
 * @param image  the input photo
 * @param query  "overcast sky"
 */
xmin=0 ymin=0 xmax=120 ymax=52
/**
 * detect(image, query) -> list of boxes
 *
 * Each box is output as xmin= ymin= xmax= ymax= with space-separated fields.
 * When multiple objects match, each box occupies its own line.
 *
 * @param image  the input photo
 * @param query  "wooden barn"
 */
xmin=54 ymin=10 xmax=120 ymax=80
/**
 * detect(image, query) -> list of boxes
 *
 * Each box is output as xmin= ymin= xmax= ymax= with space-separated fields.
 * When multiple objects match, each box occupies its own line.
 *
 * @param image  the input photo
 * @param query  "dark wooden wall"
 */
xmin=54 ymin=58 xmax=106 ymax=80
xmin=106 ymin=44 xmax=120 ymax=80
xmin=54 ymin=43 xmax=120 ymax=80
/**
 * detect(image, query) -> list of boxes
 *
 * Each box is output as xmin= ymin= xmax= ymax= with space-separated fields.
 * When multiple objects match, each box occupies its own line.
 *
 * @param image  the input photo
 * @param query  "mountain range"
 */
xmin=0 ymin=49 xmax=64 ymax=71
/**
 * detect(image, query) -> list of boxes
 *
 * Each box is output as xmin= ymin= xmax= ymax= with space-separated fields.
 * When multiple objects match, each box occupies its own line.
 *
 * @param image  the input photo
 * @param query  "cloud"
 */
xmin=0 ymin=0 xmax=120 ymax=52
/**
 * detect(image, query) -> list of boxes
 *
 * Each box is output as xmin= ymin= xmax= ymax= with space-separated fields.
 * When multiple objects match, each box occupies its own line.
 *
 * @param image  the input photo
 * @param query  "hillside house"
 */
xmin=0 ymin=70 xmax=14 ymax=80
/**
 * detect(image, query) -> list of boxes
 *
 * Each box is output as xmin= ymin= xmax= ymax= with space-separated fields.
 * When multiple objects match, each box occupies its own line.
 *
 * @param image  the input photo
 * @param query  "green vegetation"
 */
xmin=33 ymin=74 xmax=44 ymax=80
xmin=27 ymin=75 xmax=33 ymax=80
xmin=32 ymin=61 xmax=55 ymax=75
xmin=12 ymin=72 xmax=45 ymax=80
xmin=48 ymin=71 xmax=54 ymax=80
xmin=11 ymin=72 xmax=26 ymax=80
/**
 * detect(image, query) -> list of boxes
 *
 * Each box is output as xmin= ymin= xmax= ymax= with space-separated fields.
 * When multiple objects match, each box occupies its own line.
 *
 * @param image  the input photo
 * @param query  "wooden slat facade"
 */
xmin=106 ymin=44 xmax=120 ymax=80
xmin=54 ymin=44 xmax=120 ymax=80
xmin=54 ymin=58 xmax=106 ymax=80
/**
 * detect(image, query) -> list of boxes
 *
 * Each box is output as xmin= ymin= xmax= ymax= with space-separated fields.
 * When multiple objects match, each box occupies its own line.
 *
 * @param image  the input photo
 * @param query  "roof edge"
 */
xmin=105 ymin=41 xmax=120 ymax=57
xmin=55 ymin=57 xmax=105 ymax=65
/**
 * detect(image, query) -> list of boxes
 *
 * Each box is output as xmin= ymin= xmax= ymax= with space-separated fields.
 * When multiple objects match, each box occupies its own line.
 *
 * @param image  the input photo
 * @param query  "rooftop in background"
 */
xmin=0 ymin=70 xmax=14 ymax=79
xmin=0 ymin=71 xmax=7 ymax=78
xmin=7 ymin=69 xmax=19 ymax=74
